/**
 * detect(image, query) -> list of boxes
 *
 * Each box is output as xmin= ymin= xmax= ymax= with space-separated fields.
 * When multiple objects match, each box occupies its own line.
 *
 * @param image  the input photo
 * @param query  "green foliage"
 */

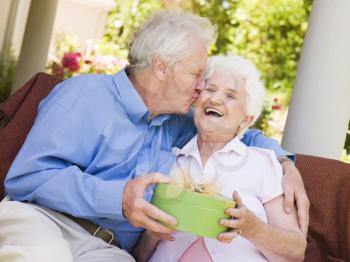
xmin=103 ymin=0 xmax=164 ymax=60
xmin=193 ymin=0 xmax=310 ymax=95
xmin=341 ymin=149 xmax=350 ymax=164
xmin=102 ymin=0 xmax=311 ymax=95
xmin=0 ymin=51 xmax=16 ymax=103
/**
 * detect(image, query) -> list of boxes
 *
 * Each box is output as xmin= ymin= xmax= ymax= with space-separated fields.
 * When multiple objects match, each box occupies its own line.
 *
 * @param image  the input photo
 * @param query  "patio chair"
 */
xmin=295 ymin=154 xmax=350 ymax=261
xmin=0 ymin=73 xmax=349 ymax=261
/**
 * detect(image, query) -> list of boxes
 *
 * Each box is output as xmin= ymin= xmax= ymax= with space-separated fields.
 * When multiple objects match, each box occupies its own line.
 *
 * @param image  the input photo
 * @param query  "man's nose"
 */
xmin=196 ymin=78 xmax=205 ymax=91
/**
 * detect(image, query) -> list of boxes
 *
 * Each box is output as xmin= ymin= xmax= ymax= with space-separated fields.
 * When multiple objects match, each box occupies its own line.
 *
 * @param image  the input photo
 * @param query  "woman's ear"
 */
xmin=152 ymin=56 xmax=167 ymax=80
xmin=240 ymin=115 xmax=255 ymax=129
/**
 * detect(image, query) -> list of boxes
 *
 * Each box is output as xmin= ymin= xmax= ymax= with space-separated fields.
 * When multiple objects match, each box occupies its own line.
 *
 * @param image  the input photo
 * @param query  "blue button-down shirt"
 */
xmin=5 ymin=69 xmax=294 ymax=251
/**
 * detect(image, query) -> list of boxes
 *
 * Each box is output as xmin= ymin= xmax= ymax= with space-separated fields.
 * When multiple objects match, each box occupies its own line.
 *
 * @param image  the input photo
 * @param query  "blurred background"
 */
xmin=0 ymin=0 xmax=349 ymax=163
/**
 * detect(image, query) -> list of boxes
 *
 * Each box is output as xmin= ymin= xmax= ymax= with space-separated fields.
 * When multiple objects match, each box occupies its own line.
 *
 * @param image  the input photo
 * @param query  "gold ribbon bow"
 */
xmin=168 ymin=168 xmax=223 ymax=197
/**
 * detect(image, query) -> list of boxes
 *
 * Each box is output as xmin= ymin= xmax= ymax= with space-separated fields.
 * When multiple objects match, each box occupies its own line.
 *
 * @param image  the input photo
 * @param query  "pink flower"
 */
xmin=62 ymin=52 xmax=81 ymax=72
xmin=272 ymin=105 xmax=282 ymax=110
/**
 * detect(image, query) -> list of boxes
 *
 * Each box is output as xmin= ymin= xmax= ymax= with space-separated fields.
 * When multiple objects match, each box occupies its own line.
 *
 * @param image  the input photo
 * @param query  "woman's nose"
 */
xmin=209 ymin=92 xmax=223 ymax=104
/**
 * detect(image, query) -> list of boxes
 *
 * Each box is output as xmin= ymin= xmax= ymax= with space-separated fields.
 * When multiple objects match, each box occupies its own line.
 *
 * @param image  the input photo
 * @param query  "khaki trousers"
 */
xmin=0 ymin=197 xmax=135 ymax=262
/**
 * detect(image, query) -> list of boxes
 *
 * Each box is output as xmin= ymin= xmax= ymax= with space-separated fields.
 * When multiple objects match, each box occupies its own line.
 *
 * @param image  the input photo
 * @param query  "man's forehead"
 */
xmin=177 ymin=46 xmax=207 ymax=71
xmin=189 ymin=58 xmax=207 ymax=71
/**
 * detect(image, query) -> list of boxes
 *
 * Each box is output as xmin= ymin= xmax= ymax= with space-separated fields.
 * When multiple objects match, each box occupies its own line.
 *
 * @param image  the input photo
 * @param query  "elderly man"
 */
xmin=0 ymin=11 xmax=308 ymax=262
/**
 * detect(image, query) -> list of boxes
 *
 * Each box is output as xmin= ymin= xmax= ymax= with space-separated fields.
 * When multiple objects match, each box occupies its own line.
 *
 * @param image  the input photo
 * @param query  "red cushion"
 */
xmin=296 ymin=154 xmax=350 ymax=261
xmin=0 ymin=73 xmax=61 ymax=197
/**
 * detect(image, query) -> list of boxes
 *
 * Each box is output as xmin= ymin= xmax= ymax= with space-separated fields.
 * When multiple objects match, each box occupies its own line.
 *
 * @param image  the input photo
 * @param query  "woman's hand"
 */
xmin=218 ymin=191 xmax=262 ymax=243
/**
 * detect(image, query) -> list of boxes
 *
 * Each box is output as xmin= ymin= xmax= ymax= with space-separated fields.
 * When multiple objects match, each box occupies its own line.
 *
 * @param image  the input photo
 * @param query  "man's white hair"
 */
xmin=205 ymin=55 xmax=265 ymax=137
xmin=128 ymin=11 xmax=217 ymax=71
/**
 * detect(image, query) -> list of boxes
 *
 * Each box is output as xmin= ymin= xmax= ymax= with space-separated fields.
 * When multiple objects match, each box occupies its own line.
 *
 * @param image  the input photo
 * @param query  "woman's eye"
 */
xmin=205 ymin=88 xmax=215 ymax=93
xmin=227 ymin=94 xmax=235 ymax=99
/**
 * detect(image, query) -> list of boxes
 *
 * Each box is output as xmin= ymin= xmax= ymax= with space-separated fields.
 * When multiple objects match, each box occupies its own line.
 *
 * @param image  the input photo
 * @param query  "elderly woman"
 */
xmin=133 ymin=55 xmax=306 ymax=261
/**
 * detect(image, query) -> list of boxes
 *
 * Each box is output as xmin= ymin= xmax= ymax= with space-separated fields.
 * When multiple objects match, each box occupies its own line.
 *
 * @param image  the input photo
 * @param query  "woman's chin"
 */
xmin=197 ymin=125 xmax=221 ymax=136
xmin=197 ymin=117 xmax=225 ymax=130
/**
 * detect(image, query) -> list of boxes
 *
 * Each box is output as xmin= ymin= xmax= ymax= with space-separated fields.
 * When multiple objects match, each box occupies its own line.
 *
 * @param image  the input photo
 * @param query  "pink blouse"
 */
xmin=178 ymin=237 xmax=212 ymax=262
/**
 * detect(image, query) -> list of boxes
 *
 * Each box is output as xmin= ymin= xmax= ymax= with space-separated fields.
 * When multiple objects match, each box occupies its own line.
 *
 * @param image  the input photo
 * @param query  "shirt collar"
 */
xmin=173 ymin=134 xmax=247 ymax=157
xmin=113 ymin=68 xmax=170 ymax=126
xmin=219 ymin=136 xmax=247 ymax=155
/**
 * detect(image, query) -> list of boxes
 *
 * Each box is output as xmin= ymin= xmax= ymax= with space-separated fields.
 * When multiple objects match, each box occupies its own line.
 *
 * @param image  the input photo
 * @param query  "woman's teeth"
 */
xmin=204 ymin=107 xmax=223 ymax=117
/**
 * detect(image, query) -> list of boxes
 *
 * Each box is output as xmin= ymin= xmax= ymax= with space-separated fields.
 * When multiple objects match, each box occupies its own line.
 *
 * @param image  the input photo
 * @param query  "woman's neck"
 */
xmin=197 ymin=133 xmax=232 ymax=167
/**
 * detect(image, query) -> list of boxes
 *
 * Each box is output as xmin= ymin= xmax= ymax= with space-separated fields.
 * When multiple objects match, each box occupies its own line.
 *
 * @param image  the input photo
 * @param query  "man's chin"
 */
xmin=175 ymin=104 xmax=192 ymax=115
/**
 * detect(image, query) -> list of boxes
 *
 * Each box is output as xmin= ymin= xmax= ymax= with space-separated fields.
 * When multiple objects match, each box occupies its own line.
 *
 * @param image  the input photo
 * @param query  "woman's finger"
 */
xmin=218 ymin=231 xmax=240 ymax=243
xmin=232 ymin=190 xmax=244 ymax=207
xmin=225 ymin=207 xmax=242 ymax=218
xmin=220 ymin=218 xmax=240 ymax=229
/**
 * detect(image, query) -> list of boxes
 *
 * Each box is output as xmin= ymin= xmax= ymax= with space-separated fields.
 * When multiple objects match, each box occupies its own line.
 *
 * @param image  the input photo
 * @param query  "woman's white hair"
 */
xmin=205 ymin=55 xmax=265 ymax=137
xmin=128 ymin=11 xmax=217 ymax=71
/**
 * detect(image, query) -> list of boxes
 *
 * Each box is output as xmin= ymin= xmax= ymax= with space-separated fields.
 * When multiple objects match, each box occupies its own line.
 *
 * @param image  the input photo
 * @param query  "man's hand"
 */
xmin=144 ymin=230 xmax=175 ymax=242
xmin=122 ymin=172 xmax=177 ymax=234
xmin=281 ymin=161 xmax=310 ymax=235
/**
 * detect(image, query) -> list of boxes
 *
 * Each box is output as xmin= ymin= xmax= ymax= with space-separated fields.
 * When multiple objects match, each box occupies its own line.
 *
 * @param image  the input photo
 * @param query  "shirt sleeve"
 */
xmin=4 ymin=102 xmax=127 ymax=221
xmin=259 ymin=149 xmax=284 ymax=204
xmin=241 ymin=128 xmax=296 ymax=162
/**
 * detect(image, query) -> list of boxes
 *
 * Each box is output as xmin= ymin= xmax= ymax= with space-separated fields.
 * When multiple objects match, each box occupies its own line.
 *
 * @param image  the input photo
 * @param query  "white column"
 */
xmin=0 ymin=0 xmax=13 ymax=52
xmin=282 ymin=0 xmax=350 ymax=159
xmin=11 ymin=0 xmax=58 ymax=93
xmin=48 ymin=0 xmax=115 ymax=60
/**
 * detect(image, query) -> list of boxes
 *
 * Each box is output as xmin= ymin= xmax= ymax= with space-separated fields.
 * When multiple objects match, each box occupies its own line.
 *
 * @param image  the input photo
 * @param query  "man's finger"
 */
xmin=158 ymin=233 xmax=175 ymax=241
xmin=296 ymin=192 xmax=310 ymax=235
xmin=282 ymin=183 xmax=295 ymax=214
xmin=140 ymin=214 xmax=175 ymax=234
xmin=142 ymin=201 xmax=177 ymax=226
xmin=142 ymin=172 xmax=170 ymax=187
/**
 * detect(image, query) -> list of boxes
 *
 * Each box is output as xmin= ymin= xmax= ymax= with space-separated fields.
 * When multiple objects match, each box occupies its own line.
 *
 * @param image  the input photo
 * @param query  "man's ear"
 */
xmin=152 ymin=56 xmax=167 ymax=80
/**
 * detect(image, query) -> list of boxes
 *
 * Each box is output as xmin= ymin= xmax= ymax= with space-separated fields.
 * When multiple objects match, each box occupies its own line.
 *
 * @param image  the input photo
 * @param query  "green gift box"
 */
xmin=151 ymin=183 xmax=236 ymax=238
